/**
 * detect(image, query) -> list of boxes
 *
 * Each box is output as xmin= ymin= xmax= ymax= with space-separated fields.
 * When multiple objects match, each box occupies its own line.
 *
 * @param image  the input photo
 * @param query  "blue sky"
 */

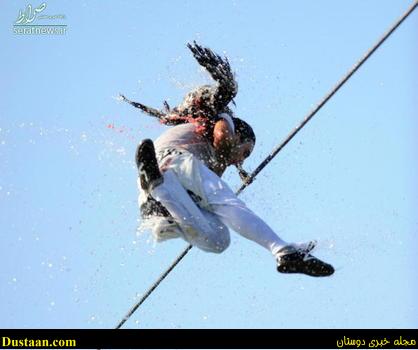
xmin=0 ymin=0 xmax=417 ymax=329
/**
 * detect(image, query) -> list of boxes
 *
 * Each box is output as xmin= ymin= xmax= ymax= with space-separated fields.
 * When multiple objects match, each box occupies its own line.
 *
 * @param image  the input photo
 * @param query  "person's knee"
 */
xmin=217 ymin=235 xmax=231 ymax=253
xmin=181 ymin=222 xmax=230 ymax=253
xmin=205 ymin=227 xmax=230 ymax=254
xmin=211 ymin=235 xmax=230 ymax=253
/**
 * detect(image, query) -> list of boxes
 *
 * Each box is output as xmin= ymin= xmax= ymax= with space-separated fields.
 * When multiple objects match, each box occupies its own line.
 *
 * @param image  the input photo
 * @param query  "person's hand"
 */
xmin=236 ymin=164 xmax=253 ymax=185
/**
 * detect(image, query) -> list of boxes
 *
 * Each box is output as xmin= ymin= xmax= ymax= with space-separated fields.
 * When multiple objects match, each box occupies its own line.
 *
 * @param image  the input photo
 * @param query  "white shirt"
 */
xmin=154 ymin=114 xmax=235 ymax=170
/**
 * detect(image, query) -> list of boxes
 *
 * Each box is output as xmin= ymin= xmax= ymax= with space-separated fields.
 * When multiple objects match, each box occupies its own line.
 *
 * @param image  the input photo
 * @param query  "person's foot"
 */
xmin=135 ymin=139 xmax=163 ymax=191
xmin=276 ymin=242 xmax=334 ymax=277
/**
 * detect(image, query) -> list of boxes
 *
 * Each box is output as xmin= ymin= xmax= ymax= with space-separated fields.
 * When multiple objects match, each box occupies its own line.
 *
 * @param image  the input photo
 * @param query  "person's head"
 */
xmin=230 ymin=117 xmax=256 ymax=164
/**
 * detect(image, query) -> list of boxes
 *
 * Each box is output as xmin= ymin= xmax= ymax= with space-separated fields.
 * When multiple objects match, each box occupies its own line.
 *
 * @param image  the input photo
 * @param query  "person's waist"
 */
xmin=156 ymin=147 xmax=189 ymax=163
xmin=156 ymin=145 xmax=218 ymax=165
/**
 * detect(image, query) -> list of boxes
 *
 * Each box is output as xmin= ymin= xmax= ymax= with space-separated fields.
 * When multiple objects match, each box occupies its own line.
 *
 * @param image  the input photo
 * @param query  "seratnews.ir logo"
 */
xmin=13 ymin=2 xmax=67 ymax=35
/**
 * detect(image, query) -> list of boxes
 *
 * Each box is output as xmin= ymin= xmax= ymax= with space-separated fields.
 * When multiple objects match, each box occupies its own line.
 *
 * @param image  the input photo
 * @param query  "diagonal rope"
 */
xmin=115 ymin=245 xmax=192 ymax=329
xmin=115 ymin=1 xmax=418 ymax=329
xmin=237 ymin=0 xmax=418 ymax=195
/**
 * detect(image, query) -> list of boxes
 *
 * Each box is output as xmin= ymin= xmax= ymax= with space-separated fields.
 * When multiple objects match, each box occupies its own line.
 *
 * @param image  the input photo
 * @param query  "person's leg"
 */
xmin=136 ymin=142 xmax=229 ymax=252
xmin=193 ymin=162 xmax=289 ymax=256
xmin=200 ymin=208 xmax=230 ymax=252
xmin=194 ymin=161 xmax=334 ymax=277
xmin=158 ymin=151 xmax=289 ymax=256
xmin=149 ymin=169 xmax=230 ymax=253
xmin=211 ymin=202 xmax=287 ymax=256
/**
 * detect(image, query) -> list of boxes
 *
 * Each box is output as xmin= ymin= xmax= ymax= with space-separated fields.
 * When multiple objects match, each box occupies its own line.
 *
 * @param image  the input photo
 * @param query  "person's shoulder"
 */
xmin=155 ymin=123 xmax=198 ymax=145
xmin=163 ymin=123 xmax=197 ymax=135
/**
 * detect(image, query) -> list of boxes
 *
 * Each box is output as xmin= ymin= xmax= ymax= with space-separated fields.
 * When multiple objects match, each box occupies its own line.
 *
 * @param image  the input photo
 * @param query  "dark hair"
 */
xmin=233 ymin=117 xmax=256 ymax=145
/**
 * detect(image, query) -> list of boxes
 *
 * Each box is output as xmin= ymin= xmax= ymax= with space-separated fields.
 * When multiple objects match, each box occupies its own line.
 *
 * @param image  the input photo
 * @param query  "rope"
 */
xmin=237 ymin=0 xmax=418 ymax=195
xmin=115 ymin=245 xmax=192 ymax=329
xmin=115 ymin=1 xmax=418 ymax=329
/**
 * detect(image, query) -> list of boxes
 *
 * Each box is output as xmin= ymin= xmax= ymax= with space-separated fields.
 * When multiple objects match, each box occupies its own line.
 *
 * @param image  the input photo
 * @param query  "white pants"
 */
xmin=139 ymin=151 xmax=288 ymax=255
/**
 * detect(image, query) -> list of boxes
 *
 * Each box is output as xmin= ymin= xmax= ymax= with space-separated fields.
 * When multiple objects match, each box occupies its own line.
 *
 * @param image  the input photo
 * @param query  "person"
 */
xmin=130 ymin=42 xmax=334 ymax=277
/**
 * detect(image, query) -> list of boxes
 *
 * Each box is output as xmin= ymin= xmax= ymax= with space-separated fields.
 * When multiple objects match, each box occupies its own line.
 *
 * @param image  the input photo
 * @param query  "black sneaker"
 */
xmin=135 ymin=139 xmax=163 ymax=191
xmin=276 ymin=245 xmax=334 ymax=277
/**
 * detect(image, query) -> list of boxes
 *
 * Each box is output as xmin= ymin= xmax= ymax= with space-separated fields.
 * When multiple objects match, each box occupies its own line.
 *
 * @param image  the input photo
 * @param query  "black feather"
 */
xmin=187 ymin=41 xmax=238 ymax=111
